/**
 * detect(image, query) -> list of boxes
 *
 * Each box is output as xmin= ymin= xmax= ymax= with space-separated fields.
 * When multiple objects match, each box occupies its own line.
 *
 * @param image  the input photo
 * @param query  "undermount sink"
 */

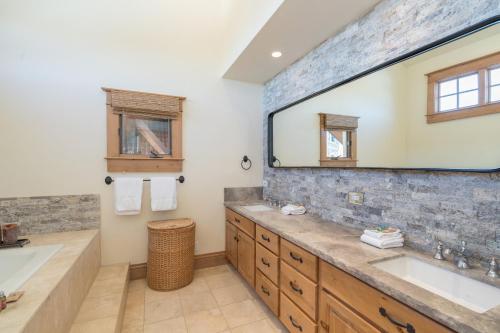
xmin=371 ymin=256 xmax=500 ymax=313
xmin=241 ymin=204 xmax=273 ymax=212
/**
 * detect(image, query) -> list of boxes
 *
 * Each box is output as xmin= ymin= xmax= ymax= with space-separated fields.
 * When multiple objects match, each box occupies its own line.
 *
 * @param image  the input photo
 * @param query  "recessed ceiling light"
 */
xmin=271 ymin=51 xmax=282 ymax=58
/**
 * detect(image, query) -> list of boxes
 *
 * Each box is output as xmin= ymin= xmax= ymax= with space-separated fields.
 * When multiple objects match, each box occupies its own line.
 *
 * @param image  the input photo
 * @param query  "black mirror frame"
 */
xmin=267 ymin=15 xmax=500 ymax=173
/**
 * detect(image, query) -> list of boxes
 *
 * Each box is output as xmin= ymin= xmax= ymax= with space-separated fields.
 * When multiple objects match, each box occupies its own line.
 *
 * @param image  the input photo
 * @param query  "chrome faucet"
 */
xmin=434 ymin=240 xmax=470 ymax=269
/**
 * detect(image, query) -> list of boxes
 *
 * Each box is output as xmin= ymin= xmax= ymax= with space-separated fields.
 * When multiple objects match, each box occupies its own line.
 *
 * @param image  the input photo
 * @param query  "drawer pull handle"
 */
xmin=234 ymin=236 xmax=239 ymax=242
xmin=261 ymin=234 xmax=270 ymax=242
xmin=261 ymin=285 xmax=270 ymax=296
xmin=234 ymin=218 xmax=240 ymax=223
xmin=379 ymin=307 xmax=416 ymax=333
xmin=261 ymin=258 xmax=270 ymax=267
xmin=289 ymin=251 xmax=303 ymax=263
xmin=289 ymin=281 xmax=303 ymax=295
xmin=289 ymin=315 xmax=303 ymax=332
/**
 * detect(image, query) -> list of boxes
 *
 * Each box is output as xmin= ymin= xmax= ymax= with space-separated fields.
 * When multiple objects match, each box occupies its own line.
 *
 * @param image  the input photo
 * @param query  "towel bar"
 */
xmin=104 ymin=176 xmax=185 ymax=185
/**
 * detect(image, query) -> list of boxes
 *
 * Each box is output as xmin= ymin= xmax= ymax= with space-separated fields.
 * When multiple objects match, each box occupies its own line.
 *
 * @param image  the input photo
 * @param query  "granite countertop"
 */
xmin=0 ymin=229 xmax=99 ymax=332
xmin=225 ymin=201 xmax=500 ymax=333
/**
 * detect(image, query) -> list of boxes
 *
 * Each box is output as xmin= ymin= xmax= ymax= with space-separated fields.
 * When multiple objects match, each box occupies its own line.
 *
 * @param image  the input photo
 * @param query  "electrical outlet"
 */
xmin=348 ymin=192 xmax=364 ymax=205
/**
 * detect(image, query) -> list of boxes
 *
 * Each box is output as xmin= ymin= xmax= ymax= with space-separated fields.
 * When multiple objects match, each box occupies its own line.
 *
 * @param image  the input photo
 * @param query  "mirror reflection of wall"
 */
xmin=272 ymin=23 xmax=500 ymax=169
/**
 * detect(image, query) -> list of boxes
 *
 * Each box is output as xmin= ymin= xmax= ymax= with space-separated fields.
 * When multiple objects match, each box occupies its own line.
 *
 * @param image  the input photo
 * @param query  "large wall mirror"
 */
xmin=269 ymin=18 xmax=500 ymax=171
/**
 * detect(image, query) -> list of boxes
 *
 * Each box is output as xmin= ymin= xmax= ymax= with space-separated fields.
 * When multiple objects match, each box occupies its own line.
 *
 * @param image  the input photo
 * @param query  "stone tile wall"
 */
xmin=0 ymin=195 xmax=100 ymax=235
xmin=263 ymin=0 xmax=500 ymax=262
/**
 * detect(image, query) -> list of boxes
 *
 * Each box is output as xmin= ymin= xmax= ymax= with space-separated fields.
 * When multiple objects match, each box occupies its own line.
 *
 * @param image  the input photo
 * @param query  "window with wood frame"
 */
xmin=319 ymin=113 xmax=358 ymax=167
xmin=426 ymin=51 xmax=500 ymax=123
xmin=103 ymin=87 xmax=185 ymax=172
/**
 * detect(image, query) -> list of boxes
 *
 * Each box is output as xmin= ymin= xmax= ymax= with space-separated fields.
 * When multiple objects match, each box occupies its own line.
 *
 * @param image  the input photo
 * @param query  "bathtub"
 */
xmin=0 ymin=244 xmax=62 ymax=295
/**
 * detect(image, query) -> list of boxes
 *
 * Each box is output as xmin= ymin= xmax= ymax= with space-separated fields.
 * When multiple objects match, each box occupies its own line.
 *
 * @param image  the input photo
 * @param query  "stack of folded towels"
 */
xmin=360 ymin=227 xmax=404 ymax=249
xmin=280 ymin=204 xmax=306 ymax=215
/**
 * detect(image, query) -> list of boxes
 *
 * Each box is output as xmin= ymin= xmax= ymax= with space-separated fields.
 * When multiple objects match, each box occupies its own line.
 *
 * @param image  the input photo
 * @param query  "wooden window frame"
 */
xmin=426 ymin=51 xmax=500 ymax=124
xmin=103 ymin=87 xmax=185 ymax=172
xmin=319 ymin=113 xmax=358 ymax=167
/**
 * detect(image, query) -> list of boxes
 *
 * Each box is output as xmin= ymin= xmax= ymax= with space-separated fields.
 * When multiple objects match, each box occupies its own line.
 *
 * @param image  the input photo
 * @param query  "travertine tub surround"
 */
xmin=225 ymin=201 xmax=500 ymax=333
xmin=0 ymin=229 xmax=100 ymax=333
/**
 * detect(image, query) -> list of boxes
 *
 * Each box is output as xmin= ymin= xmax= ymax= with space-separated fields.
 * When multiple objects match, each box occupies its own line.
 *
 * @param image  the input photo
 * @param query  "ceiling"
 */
xmin=223 ymin=0 xmax=382 ymax=84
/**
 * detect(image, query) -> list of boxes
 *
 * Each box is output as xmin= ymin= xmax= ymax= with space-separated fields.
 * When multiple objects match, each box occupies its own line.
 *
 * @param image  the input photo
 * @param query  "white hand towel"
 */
xmin=280 ymin=204 xmax=306 ymax=215
xmin=365 ymin=227 xmax=401 ymax=239
xmin=360 ymin=234 xmax=404 ymax=249
xmin=150 ymin=177 xmax=177 ymax=211
xmin=363 ymin=229 xmax=402 ymax=240
xmin=114 ymin=177 xmax=143 ymax=215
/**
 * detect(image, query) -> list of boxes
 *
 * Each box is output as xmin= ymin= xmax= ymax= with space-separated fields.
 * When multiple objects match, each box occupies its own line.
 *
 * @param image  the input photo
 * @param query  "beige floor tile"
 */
xmin=212 ymin=283 xmax=252 ymax=306
xmin=87 ymin=275 xmax=127 ymax=299
xmin=220 ymin=299 xmax=267 ymax=328
xmin=181 ymin=291 xmax=218 ymax=314
xmin=95 ymin=264 xmax=129 ymax=281
xmin=230 ymin=319 xmax=277 ymax=333
xmin=145 ymin=296 xmax=183 ymax=324
xmin=123 ymin=290 xmax=145 ymax=328
xmin=185 ymin=308 xmax=229 ymax=333
xmin=264 ymin=317 xmax=288 ymax=333
xmin=74 ymin=293 xmax=122 ymax=323
xmin=129 ymin=279 xmax=147 ymax=293
xmin=176 ymin=276 xmax=210 ymax=296
xmin=250 ymin=298 xmax=273 ymax=317
xmin=144 ymin=316 xmax=187 ymax=333
xmin=205 ymin=272 xmax=242 ymax=290
xmin=194 ymin=265 xmax=230 ymax=278
xmin=69 ymin=316 xmax=116 ymax=333
xmin=121 ymin=324 xmax=144 ymax=333
xmin=145 ymin=286 xmax=179 ymax=304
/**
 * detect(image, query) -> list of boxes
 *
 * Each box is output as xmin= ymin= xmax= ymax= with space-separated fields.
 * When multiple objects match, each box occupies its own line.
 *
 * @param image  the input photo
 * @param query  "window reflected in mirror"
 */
xmin=319 ymin=113 xmax=358 ymax=167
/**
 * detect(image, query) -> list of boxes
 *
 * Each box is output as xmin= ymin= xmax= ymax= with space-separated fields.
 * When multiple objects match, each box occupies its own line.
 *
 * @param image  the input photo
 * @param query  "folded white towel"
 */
xmin=114 ymin=177 xmax=143 ymax=215
xmin=280 ymin=204 xmax=306 ymax=215
xmin=150 ymin=177 xmax=177 ymax=211
xmin=360 ymin=234 xmax=404 ymax=249
xmin=363 ymin=227 xmax=401 ymax=239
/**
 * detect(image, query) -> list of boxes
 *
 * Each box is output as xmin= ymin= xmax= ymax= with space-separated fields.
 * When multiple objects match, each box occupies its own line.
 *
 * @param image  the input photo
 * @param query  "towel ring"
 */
xmin=241 ymin=155 xmax=252 ymax=170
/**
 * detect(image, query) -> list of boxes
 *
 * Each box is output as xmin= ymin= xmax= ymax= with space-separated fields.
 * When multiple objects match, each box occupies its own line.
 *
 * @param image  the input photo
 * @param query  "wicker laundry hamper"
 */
xmin=147 ymin=218 xmax=195 ymax=291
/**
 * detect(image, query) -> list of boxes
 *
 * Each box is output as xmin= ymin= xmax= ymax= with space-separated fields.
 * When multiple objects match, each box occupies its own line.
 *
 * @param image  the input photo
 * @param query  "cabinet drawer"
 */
xmin=281 ymin=238 xmax=318 ymax=282
xmin=225 ymin=208 xmax=255 ymax=238
xmin=255 ymin=270 xmax=279 ymax=316
xmin=319 ymin=260 xmax=454 ymax=333
xmin=323 ymin=290 xmax=381 ymax=333
xmin=256 ymin=225 xmax=279 ymax=255
xmin=280 ymin=261 xmax=317 ymax=320
xmin=280 ymin=292 xmax=317 ymax=333
xmin=256 ymin=243 xmax=279 ymax=285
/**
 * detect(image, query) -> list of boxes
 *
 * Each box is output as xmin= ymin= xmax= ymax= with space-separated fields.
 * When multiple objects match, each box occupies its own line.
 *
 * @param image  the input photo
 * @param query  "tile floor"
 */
xmin=121 ymin=264 xmax=288 ymax=333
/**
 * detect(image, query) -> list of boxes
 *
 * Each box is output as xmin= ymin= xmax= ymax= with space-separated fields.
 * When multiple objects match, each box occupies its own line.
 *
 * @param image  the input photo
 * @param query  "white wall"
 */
xmin=0 ymin=0 xmax=268 ymax=264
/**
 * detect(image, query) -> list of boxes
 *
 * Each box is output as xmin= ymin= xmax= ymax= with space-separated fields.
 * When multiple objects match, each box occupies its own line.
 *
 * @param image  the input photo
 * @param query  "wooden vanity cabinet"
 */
xmin=225 ymin=222 xmax=238 ymax=267
xmin=319 ymin=260 xmax=455 ymax=333
xmin=225 ymin=209 xmax=255 ymax=287
xmin=237 ymin=230 xmax=255 ymax=286
xmin=319 ymin=290 xmax=381 ymax=333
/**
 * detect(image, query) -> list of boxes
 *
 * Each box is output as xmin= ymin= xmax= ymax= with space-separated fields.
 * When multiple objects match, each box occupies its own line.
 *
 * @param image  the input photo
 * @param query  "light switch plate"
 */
xmin=348 ymin=192 xmax=364 ymax=205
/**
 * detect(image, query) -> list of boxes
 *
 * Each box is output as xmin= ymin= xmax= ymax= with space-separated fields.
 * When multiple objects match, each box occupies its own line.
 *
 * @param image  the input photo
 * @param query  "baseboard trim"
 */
xmin=129 ymin=251 xmax=227 ymax=280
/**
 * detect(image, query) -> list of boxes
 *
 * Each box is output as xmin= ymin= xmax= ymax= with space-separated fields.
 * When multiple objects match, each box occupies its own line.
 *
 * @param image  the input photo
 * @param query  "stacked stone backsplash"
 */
xmin=0 ymin=195 xmax=100 ymax=235
xmin=263 ymin=0 xmax=500 ymax=263
xmin=224 ymin=187 xmax=263 ymax=202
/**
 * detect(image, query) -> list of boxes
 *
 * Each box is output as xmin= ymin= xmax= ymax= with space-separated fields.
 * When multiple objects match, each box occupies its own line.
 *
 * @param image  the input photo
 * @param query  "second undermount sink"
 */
xmin=371 ymin=256 xmax=500 ymax=313
xmin=241 ymin=204 xmax=274 ymax=212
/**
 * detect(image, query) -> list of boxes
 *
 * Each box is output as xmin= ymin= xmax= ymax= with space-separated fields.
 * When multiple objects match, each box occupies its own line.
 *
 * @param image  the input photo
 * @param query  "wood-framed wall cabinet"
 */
xmin=103 ymin=87 xmax=185 ymax=172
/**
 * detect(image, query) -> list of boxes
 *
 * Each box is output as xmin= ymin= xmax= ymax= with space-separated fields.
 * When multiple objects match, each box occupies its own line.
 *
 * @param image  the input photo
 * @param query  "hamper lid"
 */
xmin=147 ymin=218 xmax=194 ymax=230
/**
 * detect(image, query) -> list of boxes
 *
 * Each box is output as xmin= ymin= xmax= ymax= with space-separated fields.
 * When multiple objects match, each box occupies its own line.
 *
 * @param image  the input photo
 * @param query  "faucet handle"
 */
xmin=433 ymin=240 xmax=445 ymax=260
xmin=459 ymin=240 xmax=467 ymax=255
xmin=487 ymin=258 xmax=498 ymax=278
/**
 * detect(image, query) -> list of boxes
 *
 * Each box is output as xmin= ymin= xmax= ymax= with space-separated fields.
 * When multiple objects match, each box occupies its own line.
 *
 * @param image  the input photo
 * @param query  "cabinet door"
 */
xmin=237 ymin=231 xmax=255 ymax=287
xmin=320 ymin=291 xmax=381 ymax=333
xmin=225 ymin=222 xmax=238 ymax=268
